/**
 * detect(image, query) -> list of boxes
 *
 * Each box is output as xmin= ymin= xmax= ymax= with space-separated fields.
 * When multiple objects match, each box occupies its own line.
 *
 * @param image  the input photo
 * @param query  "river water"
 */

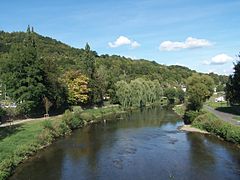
xmin=10 ymin=107 xmax=240 ymax=180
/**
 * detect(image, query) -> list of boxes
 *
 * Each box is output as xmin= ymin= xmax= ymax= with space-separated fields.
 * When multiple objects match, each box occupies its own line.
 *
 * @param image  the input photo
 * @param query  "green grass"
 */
xmin=0 ymin=106 xmax=124 ymax=180
xmin=206 ymin=101 xmax=228 ymax=109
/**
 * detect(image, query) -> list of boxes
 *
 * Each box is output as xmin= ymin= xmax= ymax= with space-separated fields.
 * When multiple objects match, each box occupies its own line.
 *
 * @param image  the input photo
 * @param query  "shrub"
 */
xmin=183 ymin=110 xmax=203 ymax=124
xmin=79 ymin=112 xmax=93 ymax=122
xmin=72 ymin=106 xmax=83 ymax=114
xmin=59 ymin=121 xmax=71 ymax=135
xmin=42 ymin=120 xmax=54 ymax=131
xmin=61 ymin=110 xmax=84 ymax=129
xmin=37 ymin=129 xmax=53 ymax=145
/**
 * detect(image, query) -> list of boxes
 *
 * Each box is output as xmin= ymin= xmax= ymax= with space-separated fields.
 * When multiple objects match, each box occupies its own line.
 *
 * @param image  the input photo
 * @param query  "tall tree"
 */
xmin=225 ymin=54 xmax=240 ymax=104
xmin=0 ymin=33 xmax=46 ymax=115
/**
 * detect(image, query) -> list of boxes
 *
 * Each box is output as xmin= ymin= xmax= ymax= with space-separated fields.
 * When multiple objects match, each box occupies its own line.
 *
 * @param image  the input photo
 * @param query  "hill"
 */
xmin=0 ymin=30 xmax=227 ymax=86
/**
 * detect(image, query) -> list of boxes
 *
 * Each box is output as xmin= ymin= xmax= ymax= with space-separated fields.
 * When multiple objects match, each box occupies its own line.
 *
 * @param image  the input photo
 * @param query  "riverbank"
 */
xmin=0 ymin=106 xmax=125 ymax=180
xmin=179 ymin=125 xmax=209 ymax=134
xmin=173 ymin=104 xmax=240 ymax=145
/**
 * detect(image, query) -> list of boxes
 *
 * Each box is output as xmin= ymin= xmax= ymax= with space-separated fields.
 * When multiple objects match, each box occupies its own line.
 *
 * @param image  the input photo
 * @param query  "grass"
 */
xmin=206 ymin=101 xmax=228 ymax=109
xmin=206 ymin=101 xmax=240 ymax=116
xmin=0 ymin=106 xmax=124 ymax=180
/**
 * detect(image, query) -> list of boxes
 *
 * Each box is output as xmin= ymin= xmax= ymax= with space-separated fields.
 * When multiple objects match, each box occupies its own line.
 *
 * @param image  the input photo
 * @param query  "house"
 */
xmin=215 ymin=96 xmax=225 ymax=102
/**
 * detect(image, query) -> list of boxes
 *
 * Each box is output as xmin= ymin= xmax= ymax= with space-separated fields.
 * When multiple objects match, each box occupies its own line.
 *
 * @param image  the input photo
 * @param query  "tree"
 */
xmin=225 ymin=55 xmax=240 ymax=105
xmin=0 ymin=39 xmax=46 ymax=115
xmin=115 ymin=80 xmax=131 ymax=108
xmin=82 ymin=43 xmax=103 ymax=106
xmin=186 ymin=74 xmax=214 ymax=111
xmin=0 ymin=27 xmax=68 ymax=115
xmin=62 ymin=70 xmax=89 ymax=105
xmin=164 ymin=87 xmax=176 ymax=104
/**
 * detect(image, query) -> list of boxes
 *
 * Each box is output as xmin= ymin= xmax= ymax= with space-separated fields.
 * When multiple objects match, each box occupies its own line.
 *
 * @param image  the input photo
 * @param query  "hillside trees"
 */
xmin=0 ymin=29 xmax=68 ymax=115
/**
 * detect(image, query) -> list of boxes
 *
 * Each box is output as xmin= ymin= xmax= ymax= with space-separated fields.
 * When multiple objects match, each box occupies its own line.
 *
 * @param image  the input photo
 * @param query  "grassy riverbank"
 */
xmin=173 ymin=104 xmax=240 ymax=145
xmin=0 ymin=106 xmax=124 ymax=180
xmin=192 ymin=112 xmax=240 ymax=145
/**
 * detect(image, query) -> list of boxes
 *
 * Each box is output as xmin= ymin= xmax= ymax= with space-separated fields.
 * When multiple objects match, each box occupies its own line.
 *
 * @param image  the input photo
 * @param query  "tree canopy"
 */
xmin=225 ymin=54 xmax=240 ymax=105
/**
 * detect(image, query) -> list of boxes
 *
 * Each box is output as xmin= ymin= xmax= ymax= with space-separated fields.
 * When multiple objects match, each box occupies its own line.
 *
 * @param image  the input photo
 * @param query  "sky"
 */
xmin=1 ymin=0 xmax=240 ymax=75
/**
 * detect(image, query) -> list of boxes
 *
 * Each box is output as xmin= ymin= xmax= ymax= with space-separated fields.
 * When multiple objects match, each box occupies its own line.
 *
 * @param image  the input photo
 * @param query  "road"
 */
xmin=204 ymin=105 xmax=240 ymax=126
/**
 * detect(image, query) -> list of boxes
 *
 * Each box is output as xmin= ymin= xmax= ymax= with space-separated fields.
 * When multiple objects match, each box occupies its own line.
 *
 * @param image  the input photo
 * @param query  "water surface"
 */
xmin=10 ymin=107 xmax=240 ymax=180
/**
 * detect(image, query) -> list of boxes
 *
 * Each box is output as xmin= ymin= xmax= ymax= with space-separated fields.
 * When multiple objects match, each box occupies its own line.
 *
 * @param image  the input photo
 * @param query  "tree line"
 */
xmin=0 ymin=27 xmax=227 ymax=118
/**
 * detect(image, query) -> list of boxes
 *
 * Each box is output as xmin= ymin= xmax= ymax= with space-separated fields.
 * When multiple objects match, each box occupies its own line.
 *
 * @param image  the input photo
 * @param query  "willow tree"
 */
xmin=129 ymin=79 xmax=145 ymax=107
xmin=115 ymin=80 xmax=131 ymax=108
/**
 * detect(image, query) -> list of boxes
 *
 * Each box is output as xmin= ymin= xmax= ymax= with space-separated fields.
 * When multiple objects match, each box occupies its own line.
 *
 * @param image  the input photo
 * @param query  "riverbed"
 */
xmin=10 ymin=107 xmax=240 ymax=180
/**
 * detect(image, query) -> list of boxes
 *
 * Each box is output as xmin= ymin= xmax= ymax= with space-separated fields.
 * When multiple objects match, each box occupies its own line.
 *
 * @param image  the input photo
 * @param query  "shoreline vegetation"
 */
xmin=173 ymin=104 xmax=240 ymax=146
xmin=0 ymin=105 xmax=126 ymax=180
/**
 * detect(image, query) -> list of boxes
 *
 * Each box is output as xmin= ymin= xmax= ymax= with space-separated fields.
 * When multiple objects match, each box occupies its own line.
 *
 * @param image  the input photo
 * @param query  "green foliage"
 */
xmin=192 ymin=112 xmax=240 ymax=144
xmin=186 ymin=74 xmax=214 ymax=111
xmin=62 ymin=110 xmax=84 ymax=129
xmin=115 ymin=78 xmax=163 ymax=108
xmin=225 ymin=56 xmax=240 ymax=105
xmin=0 ymin=29 xmax=226 ymax=114
xmin=173 ymin=105 xmax=186 ymax=117
xmin=164 ymin=87 xmax=176 ymax=104
xmin=183 ymin=110 xmax=204 ymax=124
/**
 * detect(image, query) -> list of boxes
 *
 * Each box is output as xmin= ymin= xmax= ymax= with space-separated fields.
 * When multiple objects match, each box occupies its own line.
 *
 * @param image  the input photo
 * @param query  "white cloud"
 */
xmin=108 ymin=36 xmax=140 ymax=48
xmin=159 ymin=37 xmax=212 ymax=51
xmin=131 ymin=41 xmax=140 ymax=48
xmin=203 ymin=54 xmax=233 ymax=65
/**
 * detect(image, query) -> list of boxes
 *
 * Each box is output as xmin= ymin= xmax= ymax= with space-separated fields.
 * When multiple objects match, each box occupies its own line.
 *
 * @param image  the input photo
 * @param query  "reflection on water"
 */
xmin=10 ymin=107 xmax=240 ymax=180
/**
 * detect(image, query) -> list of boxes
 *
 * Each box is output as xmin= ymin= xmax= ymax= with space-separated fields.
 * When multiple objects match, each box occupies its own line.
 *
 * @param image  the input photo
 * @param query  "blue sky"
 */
xmin=1 ymin=0 xmax=240 ymax=75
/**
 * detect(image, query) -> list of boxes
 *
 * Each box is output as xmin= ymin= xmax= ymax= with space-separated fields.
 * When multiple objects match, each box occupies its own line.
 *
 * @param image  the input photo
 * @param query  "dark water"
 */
xmin=10 ymin=107 xmax=240 ymax=180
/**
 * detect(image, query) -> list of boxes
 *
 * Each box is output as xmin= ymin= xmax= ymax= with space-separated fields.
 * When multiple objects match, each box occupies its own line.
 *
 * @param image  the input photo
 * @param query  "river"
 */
xmin=10 ymin=107 xmax=240 ymax=180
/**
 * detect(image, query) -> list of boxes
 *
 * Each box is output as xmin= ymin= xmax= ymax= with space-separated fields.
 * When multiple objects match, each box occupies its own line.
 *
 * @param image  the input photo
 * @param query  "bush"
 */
xmin=61 ymin=110 xmax=84 ymax=130
xmin=72 ymin=106 xmax=83 ymax=114
xmin=183 ymin=110 xmax=203 ymax=124
xmin=42 ymin=120 xmax=54 ymax=131
xmin=37 ymin=129 xmax=53 ymax=145
xmin=59 ymin=121 xmax=71 ymax=135
xmin=79 ymin=112 xmax=93 ymax=122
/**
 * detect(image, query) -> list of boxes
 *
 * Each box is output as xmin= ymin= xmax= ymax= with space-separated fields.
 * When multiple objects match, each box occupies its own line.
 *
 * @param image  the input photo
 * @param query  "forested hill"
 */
xmin=0 ymin=30 xmax=227 ymax=87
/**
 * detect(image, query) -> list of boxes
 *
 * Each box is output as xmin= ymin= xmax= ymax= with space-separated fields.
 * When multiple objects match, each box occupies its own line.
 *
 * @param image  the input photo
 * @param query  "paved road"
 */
xmin=204 ymin=105 xmax=240 ymax=126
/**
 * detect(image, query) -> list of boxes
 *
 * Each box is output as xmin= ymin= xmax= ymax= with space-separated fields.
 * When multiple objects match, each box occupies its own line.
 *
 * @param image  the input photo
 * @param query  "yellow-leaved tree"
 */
xmin=62 ymin=70 xmax=89 ymax=105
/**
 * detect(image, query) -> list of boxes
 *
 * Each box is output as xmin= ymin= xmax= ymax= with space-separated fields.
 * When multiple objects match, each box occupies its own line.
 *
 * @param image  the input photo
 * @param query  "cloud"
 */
xmin=108 ymin=36 xmax=140 ymax=48
xmin=203 ymin=54 xmax=233 ymax=65
xmin=159 ymin=37 xmax=212 ymax=51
